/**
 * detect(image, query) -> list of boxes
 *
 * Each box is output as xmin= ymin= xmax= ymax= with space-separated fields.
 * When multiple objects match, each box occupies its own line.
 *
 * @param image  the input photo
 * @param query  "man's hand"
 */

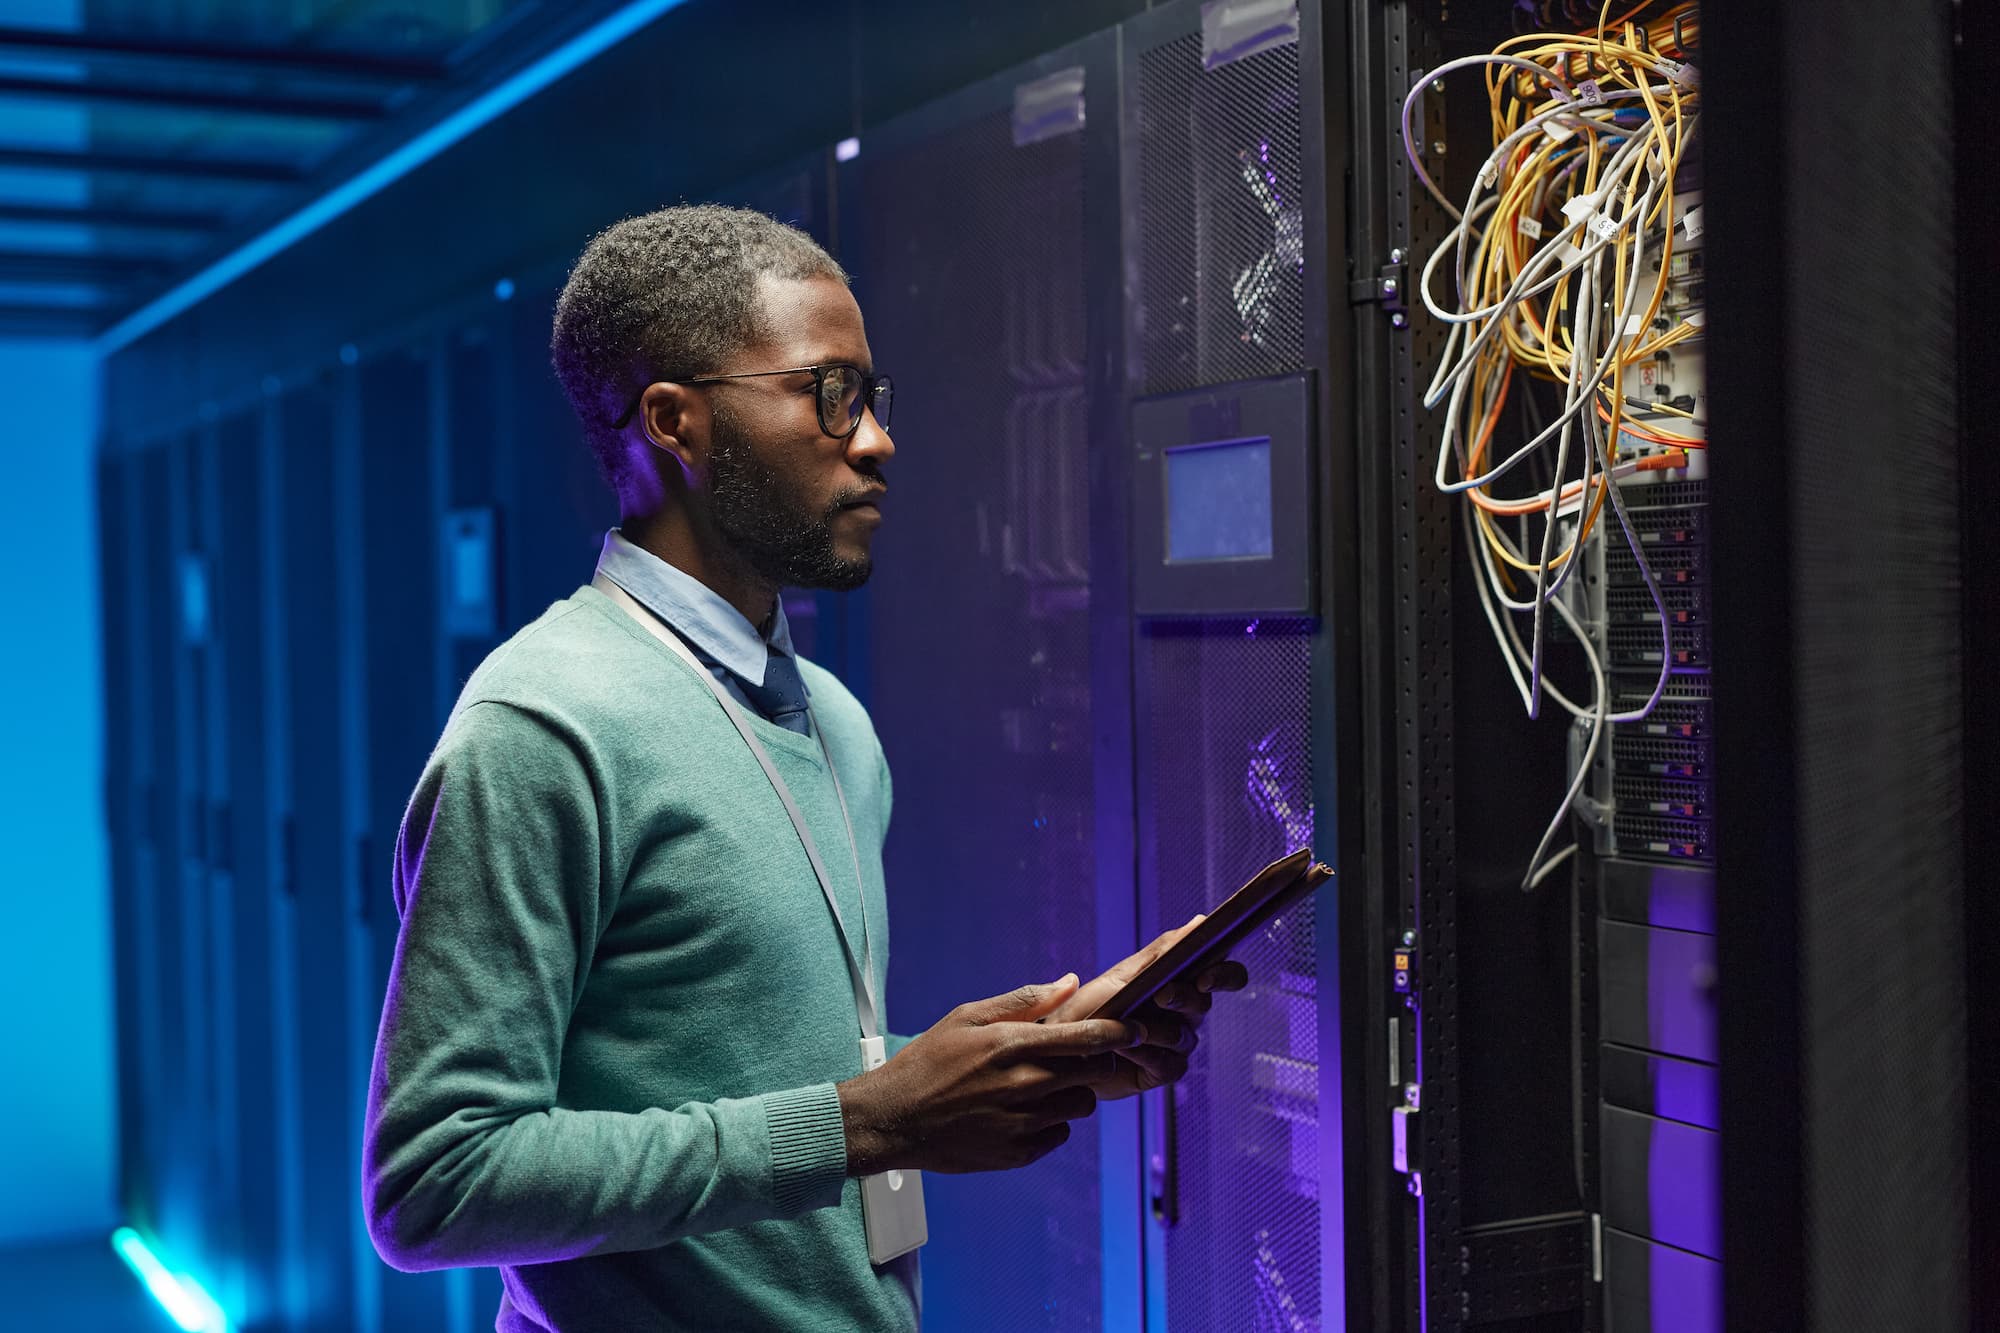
xmin=1041 ymin=917 xmax=1251 ymax=1100
xmin=837 ymin=977 xmax=1142 ymax=1176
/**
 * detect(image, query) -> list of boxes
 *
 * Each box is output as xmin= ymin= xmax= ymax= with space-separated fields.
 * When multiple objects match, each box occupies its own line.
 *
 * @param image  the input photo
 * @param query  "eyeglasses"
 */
xmin=612 ymin=362 xmax=894 ymax=440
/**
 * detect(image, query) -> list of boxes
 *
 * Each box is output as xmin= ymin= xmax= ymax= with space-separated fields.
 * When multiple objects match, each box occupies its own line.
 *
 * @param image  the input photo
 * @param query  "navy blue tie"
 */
xmin=743 ymin=649 xmax=811 ymax=735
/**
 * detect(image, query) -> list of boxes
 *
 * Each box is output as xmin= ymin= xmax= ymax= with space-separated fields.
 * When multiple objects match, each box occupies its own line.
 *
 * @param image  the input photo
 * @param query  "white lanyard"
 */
xmin=593 ymin=574 xmax=880 ymax=1041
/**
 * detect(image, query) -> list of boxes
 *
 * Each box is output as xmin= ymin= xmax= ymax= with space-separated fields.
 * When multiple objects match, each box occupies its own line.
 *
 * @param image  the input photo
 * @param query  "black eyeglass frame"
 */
xmin=611 ymin=362 xmax=894 ymax=439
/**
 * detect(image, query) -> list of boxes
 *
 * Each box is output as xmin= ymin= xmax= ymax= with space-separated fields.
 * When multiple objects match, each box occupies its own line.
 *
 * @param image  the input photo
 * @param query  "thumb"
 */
xmin=963 ymin=974 xmax=1080 ymax=1025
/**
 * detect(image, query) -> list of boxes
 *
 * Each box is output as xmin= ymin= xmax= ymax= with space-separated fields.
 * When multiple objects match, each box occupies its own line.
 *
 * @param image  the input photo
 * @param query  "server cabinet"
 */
xmin=104 ymin=446 xmax=173 ymax=1246
xmin=266 ymin=376 xmax=361 ymax=1333
xmin=97 ymin=450 xmax=149 ymax=1242
xmin=842 ymin=2 xmax=1355 ymax=1327
xmin=1119 ymin=5 xmax=1349 ymax=1330
xmin=152 ymin=434 xmax=214 ymax=1275
xmin=1345 ymin=3 xmax=1728 ymax=1328
xmin=199 ymin=408 xmax=287 ymax=1330
xmin=839 ymin=31 xmax=1126 ymax=1331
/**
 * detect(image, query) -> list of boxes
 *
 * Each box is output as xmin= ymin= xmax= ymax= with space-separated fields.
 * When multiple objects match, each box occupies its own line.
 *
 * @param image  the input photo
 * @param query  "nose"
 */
xmin=847 ymin=404 xmax=895 ymax=465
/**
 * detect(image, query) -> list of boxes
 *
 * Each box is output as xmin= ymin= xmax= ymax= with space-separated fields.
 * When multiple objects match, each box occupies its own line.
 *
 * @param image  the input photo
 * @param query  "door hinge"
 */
xmin=1349 ymin=250 xmax=1410 ymax=327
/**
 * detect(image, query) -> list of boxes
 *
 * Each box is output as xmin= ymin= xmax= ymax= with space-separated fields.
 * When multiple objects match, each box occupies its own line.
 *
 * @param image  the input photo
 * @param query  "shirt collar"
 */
xmin=594 ymin=529 xmax=797 ymax=688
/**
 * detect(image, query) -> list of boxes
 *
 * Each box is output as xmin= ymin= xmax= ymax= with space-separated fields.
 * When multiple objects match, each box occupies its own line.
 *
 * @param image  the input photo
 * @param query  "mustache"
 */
xmin=829 ymin=481 xmax=888 ymax=512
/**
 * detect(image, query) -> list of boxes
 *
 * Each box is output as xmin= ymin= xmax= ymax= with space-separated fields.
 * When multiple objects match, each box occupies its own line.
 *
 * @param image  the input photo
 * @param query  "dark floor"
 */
xmin=0 ymin=1232 xmax=173 ymax=1331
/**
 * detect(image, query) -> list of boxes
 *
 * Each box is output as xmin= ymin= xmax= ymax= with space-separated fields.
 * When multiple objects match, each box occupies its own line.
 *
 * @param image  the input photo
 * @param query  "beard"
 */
xmin=705 ymin=404 xmax=875 ymax=591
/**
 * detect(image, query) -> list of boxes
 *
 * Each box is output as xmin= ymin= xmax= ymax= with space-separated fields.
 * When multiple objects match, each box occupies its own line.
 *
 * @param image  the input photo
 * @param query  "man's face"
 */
xmin=699 ymin=274 xmax=892 ymax=592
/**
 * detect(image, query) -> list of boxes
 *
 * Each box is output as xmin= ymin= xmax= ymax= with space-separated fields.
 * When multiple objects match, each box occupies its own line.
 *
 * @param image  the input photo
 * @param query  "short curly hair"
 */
xmin=550 ymin=204 xmax=848 ymax=486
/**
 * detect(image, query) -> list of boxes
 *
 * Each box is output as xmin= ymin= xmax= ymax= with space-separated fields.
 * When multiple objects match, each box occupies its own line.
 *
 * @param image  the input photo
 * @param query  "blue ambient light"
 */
xmin=110 ymin=1227 xmax=229 ymax=1332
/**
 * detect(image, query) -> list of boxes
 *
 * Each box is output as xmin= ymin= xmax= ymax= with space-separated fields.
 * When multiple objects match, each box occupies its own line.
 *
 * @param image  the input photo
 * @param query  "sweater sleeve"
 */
xmin=363 ymin=701 xmax=848 ymax=1273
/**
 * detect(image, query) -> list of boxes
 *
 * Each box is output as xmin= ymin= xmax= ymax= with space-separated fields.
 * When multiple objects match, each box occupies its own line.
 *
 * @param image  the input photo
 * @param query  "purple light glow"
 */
xmin=1648 ymin=1237 xmax=1724 ymax=1332
xmin=1245 ymin=723 xmax=1313 ymax=852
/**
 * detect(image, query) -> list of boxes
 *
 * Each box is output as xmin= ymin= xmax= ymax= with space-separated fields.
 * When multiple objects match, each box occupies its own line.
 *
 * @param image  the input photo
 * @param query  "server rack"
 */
xmin=841 ymin=2 xmax=1361 ymax=1328
xmin=263 ymin=372 xmax=362 ymax=1333
xmin=1347 ymin=4 xmax=1725 ymax=1329
xmin=1117 ymin=5 xmax=1352 ymax=1332
xmin=827 ymin=7 xmax=1361 ymax=1332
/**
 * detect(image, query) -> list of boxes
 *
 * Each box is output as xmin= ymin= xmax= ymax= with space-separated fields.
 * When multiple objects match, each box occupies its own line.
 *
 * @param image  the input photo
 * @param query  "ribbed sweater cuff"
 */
xmin=762 ymin=1082 xmax=849 ymax=1216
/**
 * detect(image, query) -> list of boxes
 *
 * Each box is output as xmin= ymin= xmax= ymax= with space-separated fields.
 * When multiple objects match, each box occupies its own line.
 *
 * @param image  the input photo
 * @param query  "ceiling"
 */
xmin=0 ymin=0 xmax=640 ymax=338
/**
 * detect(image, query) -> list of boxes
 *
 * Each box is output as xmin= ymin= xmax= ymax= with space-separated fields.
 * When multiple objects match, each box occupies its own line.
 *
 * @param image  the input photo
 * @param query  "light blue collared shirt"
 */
xmin=594 ymin=529 xmax=808 ymax=722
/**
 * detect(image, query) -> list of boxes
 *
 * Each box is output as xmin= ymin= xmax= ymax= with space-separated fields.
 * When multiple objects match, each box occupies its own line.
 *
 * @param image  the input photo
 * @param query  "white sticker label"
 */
xmin=1588 ymin=212 xmax=1620 ymax=241
xmin=1680 ymin=204 xmax=1705 ymax=241
xmin=1682 ymin=309 xmax=1706 ymax=328
xmin=1577 ymin=79 xmax=1605 ymax=107
xmin=1655 ymin=57 xmax=1700 ymax=88
xmin=1560 ymin=194 xmax=1597 ymax=225
xmin=1622 ymin=314 xmax=1650 ymax=336
xmin=1517 ymin=216 xmax=1544 ymax=240
xmin=1545 ymin=116 xmax=1577 ymax=144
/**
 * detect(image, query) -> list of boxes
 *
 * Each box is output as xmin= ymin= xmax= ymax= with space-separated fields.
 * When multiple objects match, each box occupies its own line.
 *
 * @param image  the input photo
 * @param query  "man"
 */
xmin=363 ymin=205 xmax=1243 ymax=1331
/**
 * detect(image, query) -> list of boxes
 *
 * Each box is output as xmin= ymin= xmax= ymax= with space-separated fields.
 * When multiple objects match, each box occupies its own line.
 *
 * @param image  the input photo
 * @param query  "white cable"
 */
xmin=1526 ymin=842 xmax=1578 ymax=890
xmin=1399 ymin=53 xmax=1575 ymax=217
xmin=1403 ymin=44 xmax=1694 ymax=888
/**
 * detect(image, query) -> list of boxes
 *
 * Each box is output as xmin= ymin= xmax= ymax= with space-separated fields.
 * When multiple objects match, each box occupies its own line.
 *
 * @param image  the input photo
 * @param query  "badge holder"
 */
xmin=858 ymin=1035 xmax=928 ymax=1264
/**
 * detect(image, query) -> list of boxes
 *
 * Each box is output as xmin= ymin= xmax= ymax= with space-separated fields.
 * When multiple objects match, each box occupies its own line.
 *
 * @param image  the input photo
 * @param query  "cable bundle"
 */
xmin=1399 ymin=3 xmax=1703 ymax=888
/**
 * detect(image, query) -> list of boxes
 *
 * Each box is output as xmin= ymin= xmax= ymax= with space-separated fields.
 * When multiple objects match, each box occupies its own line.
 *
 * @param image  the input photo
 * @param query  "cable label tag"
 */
xmin=1587 ymin=212 xmax=1620 ymax=241
xmin=1576 ymin=79 xmax=1605 ymax=107
xmin=1680 ymin=204 xmax=1705 ymax=241
xmin=1544 ymin=115 xmax=1578 ymax=144
xmin=1517 ymin=216 xmax=1544 ymax=240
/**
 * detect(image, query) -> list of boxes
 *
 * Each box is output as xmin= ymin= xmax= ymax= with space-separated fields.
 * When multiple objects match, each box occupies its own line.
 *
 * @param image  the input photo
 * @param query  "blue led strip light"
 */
xmin=110 ymin=1226 xmax=230 ymax=1332
xmin=96 ymin=0 xmax=693 ymax=354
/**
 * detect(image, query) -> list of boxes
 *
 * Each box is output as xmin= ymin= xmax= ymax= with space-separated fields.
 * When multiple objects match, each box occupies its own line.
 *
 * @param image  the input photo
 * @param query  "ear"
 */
xmin=634 ymin=381 xmax=709 ymax=480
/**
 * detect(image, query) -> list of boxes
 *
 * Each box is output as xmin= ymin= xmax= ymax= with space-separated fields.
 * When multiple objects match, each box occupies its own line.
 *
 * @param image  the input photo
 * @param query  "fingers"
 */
xmin=1148 ymin=982 xmax=1214 ymax=1018
xmin=1126 ymin=1011 xmax=1196 ymax=1054
xmin=1115 ymin=1044 xmax=1190 ymax=1092
xmin=1140 ymin=914 xmax=1207 ymax=967
xmin=959 ymin=974 xmax=1080 ymax=1026
xmin=1016 ymin=1016 xmax=1147 ymax=1058
xmin=1194 ymin=959 xmax=1249 ymax=994
xmin=1021 ymin=1084 xmax=1099 ymax=1126
xmin=1085 ymin=913 xmax=1211 ymax=993
xmin=1014 ymin=1120 xmax=1072 ymax=1165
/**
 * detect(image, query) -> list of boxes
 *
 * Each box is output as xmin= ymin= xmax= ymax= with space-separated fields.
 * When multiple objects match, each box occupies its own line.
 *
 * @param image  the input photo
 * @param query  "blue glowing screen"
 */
xmin=1164 ymin=436 xmax=1273 ymax=563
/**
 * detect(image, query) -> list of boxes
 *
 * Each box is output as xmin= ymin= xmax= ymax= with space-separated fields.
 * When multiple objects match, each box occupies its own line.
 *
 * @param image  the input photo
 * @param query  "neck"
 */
xmin=619 ymin=506 xmax=779 ymax=630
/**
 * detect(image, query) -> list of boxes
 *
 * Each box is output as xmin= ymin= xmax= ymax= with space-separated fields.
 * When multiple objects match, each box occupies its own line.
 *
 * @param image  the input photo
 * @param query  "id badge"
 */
xmin=858 ymin=1036 xmax=927 ymax=1264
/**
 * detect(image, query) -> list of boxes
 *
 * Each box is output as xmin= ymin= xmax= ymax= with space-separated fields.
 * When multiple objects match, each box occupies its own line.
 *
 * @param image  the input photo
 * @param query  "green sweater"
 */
xmin=363 ymin=585 xmax=919 ymax=1332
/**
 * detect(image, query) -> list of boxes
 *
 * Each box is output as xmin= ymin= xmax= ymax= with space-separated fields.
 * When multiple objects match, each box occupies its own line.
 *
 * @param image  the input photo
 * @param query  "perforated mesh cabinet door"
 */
xmin=1139 ymin=620 xmax=1320 ymax=1332
xmin=845 ymin=63 xmax=1104 ymax=1332
xmin=1132 ymin=28 xmax=1307 ymax=396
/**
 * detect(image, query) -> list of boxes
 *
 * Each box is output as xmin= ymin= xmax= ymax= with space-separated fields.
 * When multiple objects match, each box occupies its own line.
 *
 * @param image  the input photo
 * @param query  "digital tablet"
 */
xmin=1088 ymin=847 xmax=1333 ymax=1020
